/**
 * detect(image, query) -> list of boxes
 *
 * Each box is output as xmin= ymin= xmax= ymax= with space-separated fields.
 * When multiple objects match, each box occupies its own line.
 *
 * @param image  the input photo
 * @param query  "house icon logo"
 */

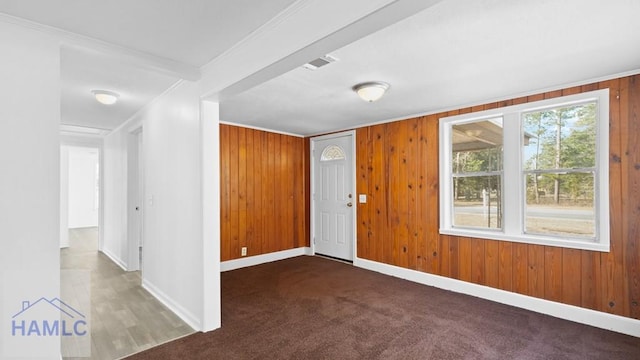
xmin=11 ymin=297 xmax=87 ymax=337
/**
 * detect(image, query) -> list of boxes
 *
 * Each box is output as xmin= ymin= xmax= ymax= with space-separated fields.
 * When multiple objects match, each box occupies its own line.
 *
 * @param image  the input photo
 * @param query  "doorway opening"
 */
xmin=59 ymin=144 xmax=101 ymax=357
xmin=60 ymin=145 xmax=101 ymax=249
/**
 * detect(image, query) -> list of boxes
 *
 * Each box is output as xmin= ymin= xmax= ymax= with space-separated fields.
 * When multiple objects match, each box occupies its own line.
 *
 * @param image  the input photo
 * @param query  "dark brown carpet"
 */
xmin=125 ymin=256 xmax=640 ymax=359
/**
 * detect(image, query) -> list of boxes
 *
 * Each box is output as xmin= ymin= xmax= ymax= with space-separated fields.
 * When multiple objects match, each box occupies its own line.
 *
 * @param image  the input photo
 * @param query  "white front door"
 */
xmin=311 ymin=131 xmax=355 ymax=261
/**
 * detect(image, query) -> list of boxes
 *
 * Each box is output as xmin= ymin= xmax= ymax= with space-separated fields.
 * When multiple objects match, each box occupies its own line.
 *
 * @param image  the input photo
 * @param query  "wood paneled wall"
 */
xmin=220 ymin=124 xmax=310 ymax=261
xmin=356 ymin=75 xmax=640 ymax=320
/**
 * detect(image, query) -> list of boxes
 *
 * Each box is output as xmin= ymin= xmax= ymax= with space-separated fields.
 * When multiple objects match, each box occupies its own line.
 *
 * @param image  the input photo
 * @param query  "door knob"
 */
xmin=346 ymin=202 xmax=353 ymax=207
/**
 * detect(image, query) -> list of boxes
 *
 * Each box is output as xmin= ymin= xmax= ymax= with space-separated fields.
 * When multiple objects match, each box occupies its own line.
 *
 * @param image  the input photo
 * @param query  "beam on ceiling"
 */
xmin=216 ymin=0 xmax=444 ymax=101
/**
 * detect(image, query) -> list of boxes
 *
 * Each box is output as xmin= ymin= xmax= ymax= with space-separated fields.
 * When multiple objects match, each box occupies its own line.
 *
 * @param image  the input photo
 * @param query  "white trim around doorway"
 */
xmin=309 ymin=130 xmax=357 ymax=261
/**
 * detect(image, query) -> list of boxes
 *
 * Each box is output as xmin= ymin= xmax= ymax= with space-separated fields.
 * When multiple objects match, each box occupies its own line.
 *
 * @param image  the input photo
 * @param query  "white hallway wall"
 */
xmin=102 ymin=81 xmax=210 ymax=330
xmin=140 ymin=81 xmax=204 ymax=329
xmin=0 ymin=21 xmax=61 ymax=358
xmin=68 ymin=146 xmax=99 ymax=228
xmin=102 ymin=128 xmax=129 ymax=269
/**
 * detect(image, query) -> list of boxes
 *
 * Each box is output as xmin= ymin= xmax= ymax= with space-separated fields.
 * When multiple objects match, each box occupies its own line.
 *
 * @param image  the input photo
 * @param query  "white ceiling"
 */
xmin=60 ymin=46 xmax=179 ymax=130
xmin=1 ymin=0 xmax=638 ymax=136
xmin=220 ymin=0 xmax=640 ymax=136
xmin=0 ymin=0 xmax=301 ymax=132
xmin=0 ymin=0 xmax=297 ymax=67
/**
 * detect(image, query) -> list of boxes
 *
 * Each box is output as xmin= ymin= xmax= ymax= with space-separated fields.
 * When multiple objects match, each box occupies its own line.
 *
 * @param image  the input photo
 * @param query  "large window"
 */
xmin=439 ymin=89 xmax=610 ymax=251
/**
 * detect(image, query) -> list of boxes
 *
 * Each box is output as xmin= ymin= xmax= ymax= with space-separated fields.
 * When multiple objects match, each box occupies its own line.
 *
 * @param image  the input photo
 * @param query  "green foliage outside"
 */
xmin=523 ymin=102 xmax=596 ymax=205
xmin=450 ymin=103 xmax=597 ymax=235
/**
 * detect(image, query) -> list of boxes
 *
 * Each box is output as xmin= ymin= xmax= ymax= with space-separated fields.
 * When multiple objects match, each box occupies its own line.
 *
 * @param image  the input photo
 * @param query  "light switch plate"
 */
xmin=359 ymin=194 xmax=367 ymax=203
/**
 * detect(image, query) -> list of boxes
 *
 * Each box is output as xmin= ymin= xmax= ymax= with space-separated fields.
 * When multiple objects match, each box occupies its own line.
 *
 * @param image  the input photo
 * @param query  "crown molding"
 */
xmin=0 ymin=12 xmax=200 ymax=81
xmin=108 ymin=79 xmax=186 ymax=136
xmin=219 ymin=121 xmax=305 ymax=138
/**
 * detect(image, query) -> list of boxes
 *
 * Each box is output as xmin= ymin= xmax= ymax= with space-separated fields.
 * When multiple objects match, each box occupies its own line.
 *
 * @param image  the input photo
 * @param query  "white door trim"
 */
xmin=310 ymin=130 xmax=357 ymax=260
xmin=127 ymin=127 xmax=143 ymax=271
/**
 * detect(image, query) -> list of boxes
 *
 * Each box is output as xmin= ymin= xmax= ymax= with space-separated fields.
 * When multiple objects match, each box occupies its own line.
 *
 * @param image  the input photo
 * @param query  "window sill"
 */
xmin=439 ymin=228 xmax=609 ymax=252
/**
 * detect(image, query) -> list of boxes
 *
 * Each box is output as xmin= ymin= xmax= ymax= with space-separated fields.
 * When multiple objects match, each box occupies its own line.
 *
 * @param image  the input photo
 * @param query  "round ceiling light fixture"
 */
xmin=91 ymin=90 xmax=120 ymax=105
xmin=353 ymin=81 xmax=390 ymax=102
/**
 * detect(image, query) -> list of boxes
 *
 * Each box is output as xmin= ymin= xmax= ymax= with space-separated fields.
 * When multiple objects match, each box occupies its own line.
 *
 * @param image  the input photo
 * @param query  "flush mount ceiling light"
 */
xmin=353 ymin=81 xmax=390 ymax=102
xmin=91 ymin=90 xmax=119 ymax=105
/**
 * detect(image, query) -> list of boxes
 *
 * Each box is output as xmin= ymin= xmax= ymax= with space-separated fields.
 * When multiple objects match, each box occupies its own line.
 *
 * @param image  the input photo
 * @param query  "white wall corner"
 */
xmin=142 ymin=279 xmax=201 ymax=331
xmin=201 ymin=100 xmax=221 ymax=332
xmin=100 ymin=248 xmax=128 ymax=272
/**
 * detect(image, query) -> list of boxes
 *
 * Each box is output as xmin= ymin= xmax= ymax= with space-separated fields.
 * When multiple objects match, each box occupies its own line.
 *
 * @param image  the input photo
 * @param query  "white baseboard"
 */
xmin=354 ymin=257 xmax=640 ymax=338
xmin=100 ymin=248 xmax=127 ymax=271
xmin=221 ymin=247 xmax=312 ymax=272
xmin=142 ymin=278 xmax=201 ymax=331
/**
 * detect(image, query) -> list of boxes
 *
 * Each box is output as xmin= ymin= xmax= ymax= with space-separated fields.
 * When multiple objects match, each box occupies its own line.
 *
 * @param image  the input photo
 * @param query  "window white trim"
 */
xmin=439 ymin=89 xmax=610 ymax=252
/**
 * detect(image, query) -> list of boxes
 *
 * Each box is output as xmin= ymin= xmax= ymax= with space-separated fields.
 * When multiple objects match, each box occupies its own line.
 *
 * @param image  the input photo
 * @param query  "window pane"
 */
xmin=440 ymin=89 xmax=608 ymax=250
xmin=452 ymin=118 xmax=503 ymax=173
xmin=525 ymin=173 xmax=595 ymax=238
xmin=453 ymin=175 xmax=502 ymax=229
xmin=320 ymin=145 xmax=346 ymax=161
xmin=523 ymin=102 xmax=596 ymax=171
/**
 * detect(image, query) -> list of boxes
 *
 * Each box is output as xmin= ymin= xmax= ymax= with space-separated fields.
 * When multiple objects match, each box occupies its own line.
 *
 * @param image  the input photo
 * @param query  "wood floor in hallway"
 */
xmin=61 ymin=228 xmax=194 ymax=360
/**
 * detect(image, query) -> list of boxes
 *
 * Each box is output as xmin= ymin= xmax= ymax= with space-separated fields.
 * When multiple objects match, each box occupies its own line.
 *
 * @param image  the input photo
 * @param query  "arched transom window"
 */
xmin=320 ymin=145 xmax=346 ymax=161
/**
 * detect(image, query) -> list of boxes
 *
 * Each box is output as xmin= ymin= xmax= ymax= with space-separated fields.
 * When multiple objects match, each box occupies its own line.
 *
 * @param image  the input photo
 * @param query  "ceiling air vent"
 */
xmin=303 ymin=54 xmax=338 ymax=70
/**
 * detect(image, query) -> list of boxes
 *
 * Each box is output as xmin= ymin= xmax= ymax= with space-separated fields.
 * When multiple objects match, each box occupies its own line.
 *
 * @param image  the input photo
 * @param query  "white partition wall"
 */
xmin=0 ymin=21 xmax=61 ymax=358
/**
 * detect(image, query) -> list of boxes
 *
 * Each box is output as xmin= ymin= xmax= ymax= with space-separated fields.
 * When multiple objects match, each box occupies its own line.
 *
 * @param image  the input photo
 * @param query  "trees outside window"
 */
xmin=439 ymin=89 xmax=609 ymax=252
xmin=523 ymin=102 xmax=596 ymax=238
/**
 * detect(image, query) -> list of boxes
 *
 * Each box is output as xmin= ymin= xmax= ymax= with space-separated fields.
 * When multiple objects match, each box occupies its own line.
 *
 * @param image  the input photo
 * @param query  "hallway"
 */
xmin=61 ymin=228 xmax=194 ymax=359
